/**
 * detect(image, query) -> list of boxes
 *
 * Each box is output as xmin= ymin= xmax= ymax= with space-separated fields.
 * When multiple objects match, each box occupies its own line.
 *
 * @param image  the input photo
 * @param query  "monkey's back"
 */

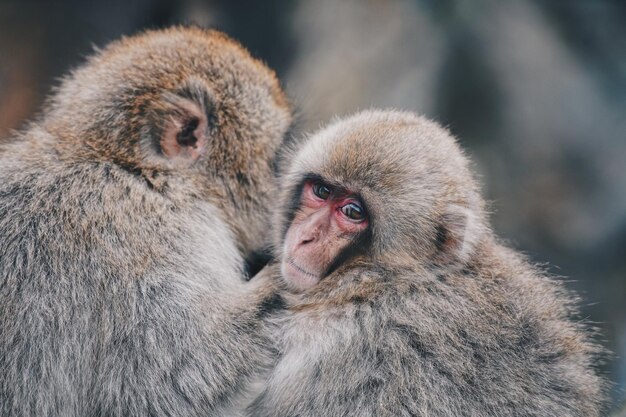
xmin=0 ymin=134 xmax=271 ymax=416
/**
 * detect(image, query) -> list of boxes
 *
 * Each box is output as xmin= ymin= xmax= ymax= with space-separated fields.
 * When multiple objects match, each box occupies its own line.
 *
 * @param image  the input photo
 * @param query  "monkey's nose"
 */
xmin=299 ymin=222 xmax=323 ymax=245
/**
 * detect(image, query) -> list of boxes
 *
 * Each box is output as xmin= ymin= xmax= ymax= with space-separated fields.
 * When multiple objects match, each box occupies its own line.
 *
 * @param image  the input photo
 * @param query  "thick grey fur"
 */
xmin=0 ymin=27 xmax=290 ymax=416
xmin=250 ymin=110 xmax=606 ymax=417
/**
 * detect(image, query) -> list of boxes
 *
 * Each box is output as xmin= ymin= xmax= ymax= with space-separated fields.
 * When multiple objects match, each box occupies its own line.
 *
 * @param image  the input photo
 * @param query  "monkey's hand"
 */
xmin=244 ymin=263 xmax=285 ymax=321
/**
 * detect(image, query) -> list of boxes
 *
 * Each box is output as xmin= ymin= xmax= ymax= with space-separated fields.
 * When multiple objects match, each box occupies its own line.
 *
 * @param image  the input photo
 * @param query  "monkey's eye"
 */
xmin=312 ymin=182 xmax=331 ymax=200
xmin=341 ymin=202 xmax=365 ymax=222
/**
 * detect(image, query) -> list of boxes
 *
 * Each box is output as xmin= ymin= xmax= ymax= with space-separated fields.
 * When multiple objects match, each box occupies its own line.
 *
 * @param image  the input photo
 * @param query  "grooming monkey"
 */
xmin=0 ymin=27 xmax=290 ymax=416
xmin=250 ymin=110 xmax=605 ymax=417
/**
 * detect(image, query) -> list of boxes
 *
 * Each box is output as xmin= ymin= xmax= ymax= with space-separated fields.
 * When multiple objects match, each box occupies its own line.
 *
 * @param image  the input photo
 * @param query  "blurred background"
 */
xmin=1 ymin=0 xmax=624 ymax=410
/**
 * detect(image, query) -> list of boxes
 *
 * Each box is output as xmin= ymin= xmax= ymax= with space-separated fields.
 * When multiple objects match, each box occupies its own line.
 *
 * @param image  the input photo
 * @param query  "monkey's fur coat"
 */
xmin=0 ymin=27 xmax=290 ymax=416
xmin=250 ymin=110 xmax=606 ymax=417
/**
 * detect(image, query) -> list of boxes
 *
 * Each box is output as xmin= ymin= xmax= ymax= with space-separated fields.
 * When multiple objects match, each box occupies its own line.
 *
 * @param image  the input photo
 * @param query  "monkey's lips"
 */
xmin=281 ymin=257 xmax=321 ymax=291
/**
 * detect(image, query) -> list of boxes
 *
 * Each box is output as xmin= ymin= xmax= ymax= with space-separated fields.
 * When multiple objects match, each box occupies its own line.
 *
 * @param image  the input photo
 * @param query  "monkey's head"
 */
xmin=276 ymin=110 xmax=487 ymax=292
xmin=41 ymin=27 xmax=291 ymax=254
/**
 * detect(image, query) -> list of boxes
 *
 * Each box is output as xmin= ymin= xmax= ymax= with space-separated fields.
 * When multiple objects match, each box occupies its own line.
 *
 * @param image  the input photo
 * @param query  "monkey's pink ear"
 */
xmin=438 ymin=203 xmax=482 ymax=263
xmin=159 ymin=94 xmax=209 ymax=164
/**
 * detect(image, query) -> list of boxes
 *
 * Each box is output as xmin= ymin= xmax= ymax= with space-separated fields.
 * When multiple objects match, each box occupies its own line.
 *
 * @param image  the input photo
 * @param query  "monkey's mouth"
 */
xmin=282 ymin=257 xmax=322 ymax=291
xmin=287 ymin=258 xmax=319 ymax=279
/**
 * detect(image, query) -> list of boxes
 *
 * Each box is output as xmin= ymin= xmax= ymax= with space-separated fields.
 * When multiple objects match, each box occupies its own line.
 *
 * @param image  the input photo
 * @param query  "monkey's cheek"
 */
xmin=281 ymin=261 xmax=321 ymax=292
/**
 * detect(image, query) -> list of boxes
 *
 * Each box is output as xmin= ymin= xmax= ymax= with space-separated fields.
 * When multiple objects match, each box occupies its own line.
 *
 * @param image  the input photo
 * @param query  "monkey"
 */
xmin=248 ymin=110 xmax=606 ymax=417
xmin=0 ymin=27 xmax=291 ymax=416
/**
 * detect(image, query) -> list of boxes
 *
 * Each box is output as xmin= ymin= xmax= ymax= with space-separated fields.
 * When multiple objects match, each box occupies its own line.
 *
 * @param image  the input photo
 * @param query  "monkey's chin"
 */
xmin=281 ymin=259 xmax=321 ymax=292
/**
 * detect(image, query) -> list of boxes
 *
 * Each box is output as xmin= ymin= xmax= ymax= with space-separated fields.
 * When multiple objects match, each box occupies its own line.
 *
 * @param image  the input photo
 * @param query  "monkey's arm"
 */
xmin=248 ymin=310 xmax=406 ymax=416
xmin=247 ymin=276 xmax=410 ymax=417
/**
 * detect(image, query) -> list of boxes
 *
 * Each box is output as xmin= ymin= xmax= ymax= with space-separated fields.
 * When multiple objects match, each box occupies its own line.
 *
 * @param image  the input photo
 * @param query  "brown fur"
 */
xmin=41 ymin=26 xmax=290 ymax=254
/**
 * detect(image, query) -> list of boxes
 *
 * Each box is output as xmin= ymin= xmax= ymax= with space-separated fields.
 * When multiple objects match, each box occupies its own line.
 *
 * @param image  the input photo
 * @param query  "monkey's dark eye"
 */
xmin=312 ymin=182 xmax=331 ymax=200
xmin=341 ymin=202 xmax=365 ymax=221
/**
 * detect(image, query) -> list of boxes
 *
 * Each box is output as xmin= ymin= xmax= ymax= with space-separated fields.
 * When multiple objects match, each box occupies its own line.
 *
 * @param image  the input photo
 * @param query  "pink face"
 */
xmin=281 ymin=180 xmax=369 ymax=292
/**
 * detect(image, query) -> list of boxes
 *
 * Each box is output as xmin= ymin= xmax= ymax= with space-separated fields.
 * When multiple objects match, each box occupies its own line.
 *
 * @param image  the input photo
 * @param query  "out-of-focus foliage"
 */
xmin=1 ymin=0 xmax=624 ymax=411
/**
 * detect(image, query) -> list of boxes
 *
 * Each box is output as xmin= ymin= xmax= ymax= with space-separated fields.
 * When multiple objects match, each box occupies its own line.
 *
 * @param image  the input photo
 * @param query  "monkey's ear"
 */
xmin=436 ymin=203 xmax=482 ymax=263
xmin=158 ymin=92 xmax=209 ymax=163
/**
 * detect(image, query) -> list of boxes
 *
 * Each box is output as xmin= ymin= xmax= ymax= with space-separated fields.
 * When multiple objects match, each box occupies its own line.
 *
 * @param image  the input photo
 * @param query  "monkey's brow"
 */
xmin=332 ymin=188 xmax=360 ymax=200
xmin=302 ymin=173 xmax=360 ymax=198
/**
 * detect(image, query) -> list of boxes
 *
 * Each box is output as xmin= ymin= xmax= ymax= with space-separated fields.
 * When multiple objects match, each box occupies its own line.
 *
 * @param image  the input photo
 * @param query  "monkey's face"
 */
xmin=281 ymin=180 xmax=369 ymax=292
xmin=275 ymin=111 xmax=487 ymax=283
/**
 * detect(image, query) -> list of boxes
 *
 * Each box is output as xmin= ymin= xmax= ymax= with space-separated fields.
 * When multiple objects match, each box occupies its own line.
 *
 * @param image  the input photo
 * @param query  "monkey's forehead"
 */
xmin=291 ymin=110 xmax=470 ymax=188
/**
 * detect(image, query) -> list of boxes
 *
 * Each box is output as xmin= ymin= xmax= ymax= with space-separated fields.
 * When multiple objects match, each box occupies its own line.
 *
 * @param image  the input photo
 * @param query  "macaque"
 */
xmin=0 ymin=27 xmax=291 ymax=416
xmin=250 ymin=110 xmax=606 ymax=417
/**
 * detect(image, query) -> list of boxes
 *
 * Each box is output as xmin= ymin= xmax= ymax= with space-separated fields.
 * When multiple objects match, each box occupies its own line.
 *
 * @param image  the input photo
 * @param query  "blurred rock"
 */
xmin=286 ymin=0 xmax=444 ymax=129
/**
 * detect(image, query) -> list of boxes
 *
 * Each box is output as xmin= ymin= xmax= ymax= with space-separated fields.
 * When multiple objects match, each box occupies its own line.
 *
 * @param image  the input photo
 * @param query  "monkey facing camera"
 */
xmin=250 ymin=110 xmax=606 ymax=417
xmin=0 ymin=27 xmax=291 ymax=416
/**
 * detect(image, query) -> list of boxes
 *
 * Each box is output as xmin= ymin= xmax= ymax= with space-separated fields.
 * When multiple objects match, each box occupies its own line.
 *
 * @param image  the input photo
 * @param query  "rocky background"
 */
xmin=1 ymin=0 xmax=624 ymax=411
